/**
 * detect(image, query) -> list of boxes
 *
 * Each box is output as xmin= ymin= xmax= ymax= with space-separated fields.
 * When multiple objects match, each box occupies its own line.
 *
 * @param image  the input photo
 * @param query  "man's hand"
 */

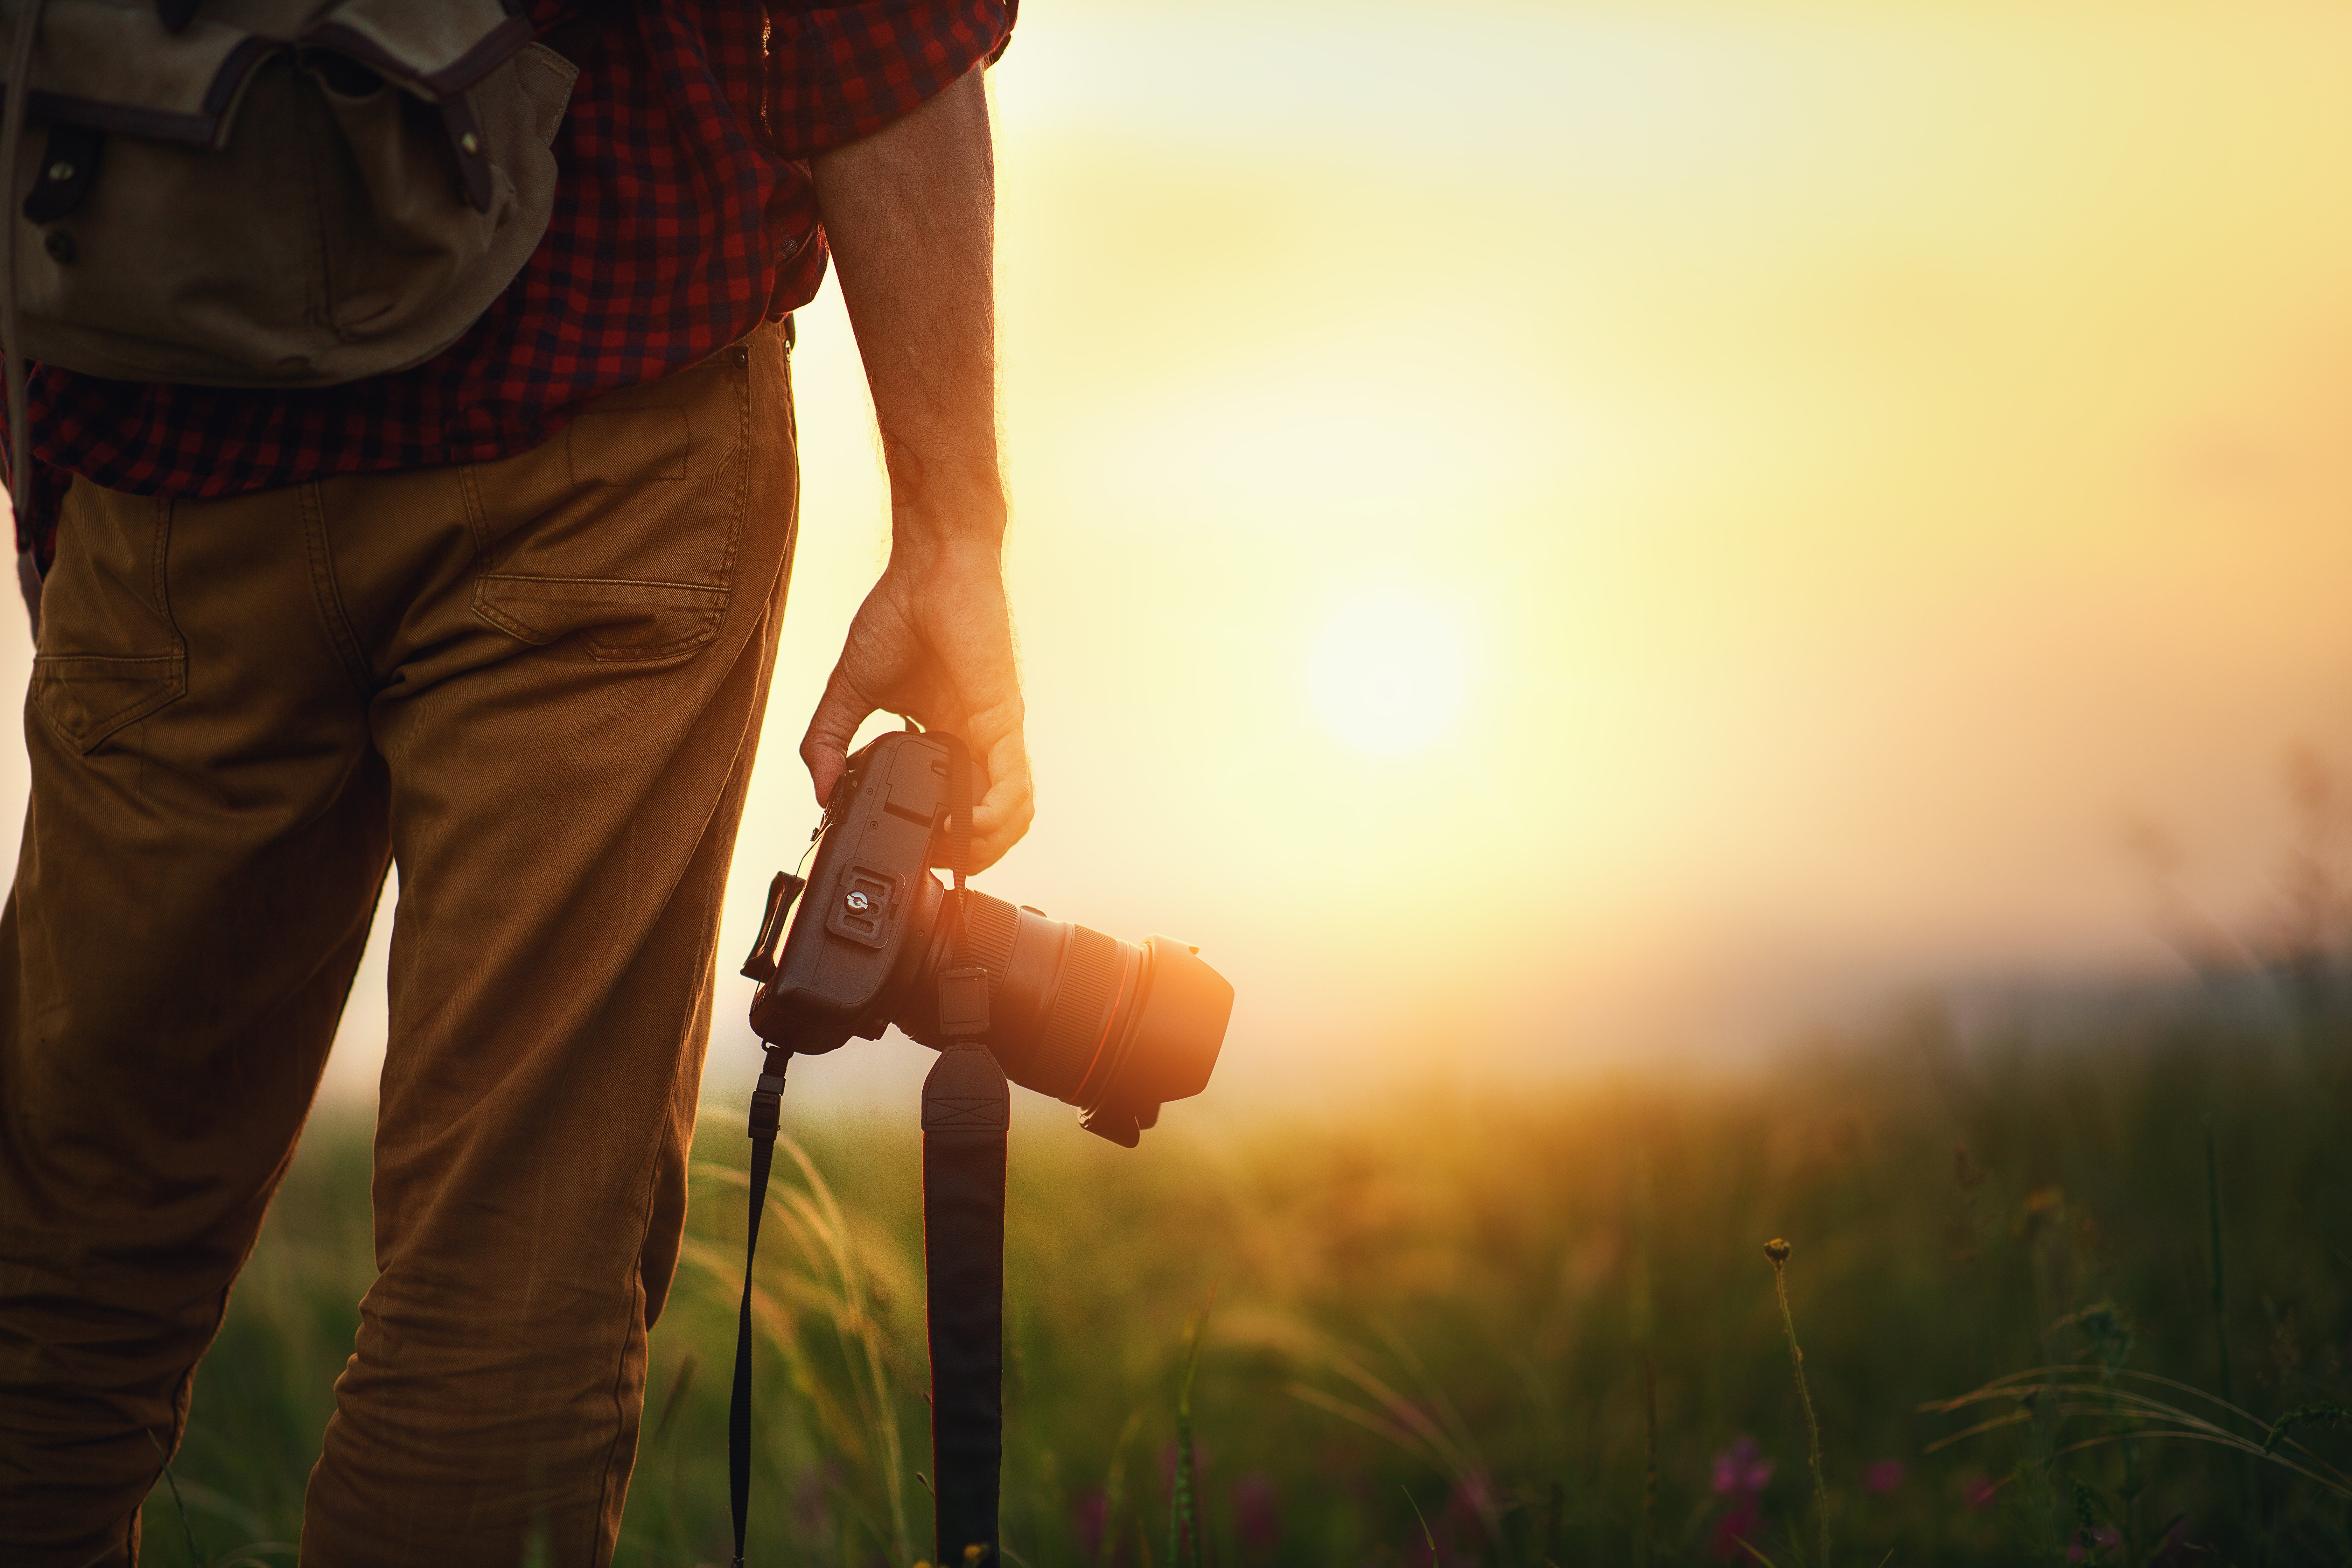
xmin=800 ymin=537 xmax=1032 ymax=868
xmin=802 ymin=68 xmax=1034 ymax=870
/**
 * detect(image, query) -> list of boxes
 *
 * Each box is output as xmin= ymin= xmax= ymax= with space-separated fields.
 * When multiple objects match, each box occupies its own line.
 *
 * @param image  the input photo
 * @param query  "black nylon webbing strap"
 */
xmin=922 ymin=1044 xmax=1009 ymax=1567
xmin=924 ymin=732 xmax=1004 ymax=1562
xmin=728 ymin=1047 xmax=789 ymax=1568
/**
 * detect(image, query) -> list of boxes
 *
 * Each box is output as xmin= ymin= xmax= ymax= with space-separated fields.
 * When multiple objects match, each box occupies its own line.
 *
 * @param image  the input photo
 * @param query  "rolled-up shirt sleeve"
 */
xmin=763 ymin=0 xmax=1014 ymax=158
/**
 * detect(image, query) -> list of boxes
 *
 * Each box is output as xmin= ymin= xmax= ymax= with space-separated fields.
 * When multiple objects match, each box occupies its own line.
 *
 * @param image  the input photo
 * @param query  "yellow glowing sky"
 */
xmin=12 ymin=0 xmax=2352 ymax=1110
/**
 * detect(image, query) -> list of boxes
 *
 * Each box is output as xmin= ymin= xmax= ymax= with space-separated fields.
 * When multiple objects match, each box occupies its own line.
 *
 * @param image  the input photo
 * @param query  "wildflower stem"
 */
xmin=1097 ymin=1408 xmax=1144 ymax=1568
xmin=2205 ymin=1117 xmax=2260 ymax=1550
xmin=1765 ymin=1240 xmax=1829 ymax=1567
xmin=2202 ymin=1118 xmax=2231 ymax=1407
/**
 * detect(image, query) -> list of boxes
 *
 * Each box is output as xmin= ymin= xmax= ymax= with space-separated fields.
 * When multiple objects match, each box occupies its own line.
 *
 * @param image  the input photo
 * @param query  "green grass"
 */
xmin=140 ymin=983 xmax=2352 ymax=1566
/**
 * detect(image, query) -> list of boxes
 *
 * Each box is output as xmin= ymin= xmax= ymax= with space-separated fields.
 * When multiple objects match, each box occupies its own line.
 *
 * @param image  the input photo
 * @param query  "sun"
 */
xmin=1307 ymin=590 xmax=1469 ymax=757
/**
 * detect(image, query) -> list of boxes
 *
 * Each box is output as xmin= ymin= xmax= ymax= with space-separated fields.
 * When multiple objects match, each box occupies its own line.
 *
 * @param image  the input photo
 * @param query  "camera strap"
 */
xmin=922 ymin=1043 xmax=1010 ymax=1566
xmin=727 ymin=730 xmax=1005 ymax=1567
xmin=728 ymin=1044 xmax=790 ymax=1568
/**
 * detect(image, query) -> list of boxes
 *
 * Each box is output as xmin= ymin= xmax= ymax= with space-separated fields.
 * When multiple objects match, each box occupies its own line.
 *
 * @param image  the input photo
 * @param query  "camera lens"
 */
xmin=896 ymin=886 xmax=1232 ymax=1146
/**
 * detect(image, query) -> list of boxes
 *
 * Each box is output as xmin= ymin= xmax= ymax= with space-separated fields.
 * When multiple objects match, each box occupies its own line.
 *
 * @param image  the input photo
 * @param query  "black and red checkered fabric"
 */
xmin=10 ymin=0 xmax=1011 ymax=569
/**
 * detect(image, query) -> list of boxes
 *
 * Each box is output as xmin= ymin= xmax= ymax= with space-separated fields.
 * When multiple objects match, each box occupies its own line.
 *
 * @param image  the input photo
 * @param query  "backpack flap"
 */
xmin=3 ymin=2 xmax=268 ymax=150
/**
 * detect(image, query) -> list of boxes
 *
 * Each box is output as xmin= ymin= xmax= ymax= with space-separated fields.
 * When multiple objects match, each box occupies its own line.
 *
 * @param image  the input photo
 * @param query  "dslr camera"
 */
xmin=741 ymin=729 xmax=1232 ymax=1144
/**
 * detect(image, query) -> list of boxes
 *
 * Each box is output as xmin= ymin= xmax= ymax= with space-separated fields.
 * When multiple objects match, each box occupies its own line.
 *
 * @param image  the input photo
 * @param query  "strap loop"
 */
xmin=933 ymin=731 xmax=988 ymax=1040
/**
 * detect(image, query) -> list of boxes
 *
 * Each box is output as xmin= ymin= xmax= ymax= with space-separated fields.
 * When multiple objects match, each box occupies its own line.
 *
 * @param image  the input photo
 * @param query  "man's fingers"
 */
xmin=799 ymin=667 xmax=874 ymax=806
xmin=800 ymin=559 xmax=1027 ymax=858
xmin=968 ymin=793 xmax=1034 ymax=869
xmin=965 ymin=729 xmax=1035 ymax=869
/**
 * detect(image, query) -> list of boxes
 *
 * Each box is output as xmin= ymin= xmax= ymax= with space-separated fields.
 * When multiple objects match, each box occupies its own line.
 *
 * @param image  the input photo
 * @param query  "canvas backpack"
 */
xmin=0 ymin=0 xmax=587 ymax=391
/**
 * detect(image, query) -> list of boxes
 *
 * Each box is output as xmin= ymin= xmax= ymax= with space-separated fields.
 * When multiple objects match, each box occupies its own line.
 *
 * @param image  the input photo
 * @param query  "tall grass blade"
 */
xmin=145 ymin=1427 xmax=202 ymax=1565
xmin=1404 ymin=1483 xmax=1436 ymax=1564
xmin=1643 ymin=1347 xmax=1659 ymax=1565
xmin=1628 ymin=1119 xmax=1658 ymax=1568
xmin=2204 ymin=1117 xmax=2232 ymax=1406
xmin=1171 ymin=1283 xmax=1216 ymax=1568
xmin=776 ymin=1132 xmax=912 ymax=1566
xmin=208 ymin=1546 xmax=298 ymax=1568
xmin=1286 ymin=1382 xmax=1441 ymax=1464
xmin=2264 ymin=1404 xmax=2352 ymax=1455
xmin=1925 ymin=1372 xmax=2352 ymax=1499
xmin=1288 ymin=1325 xmax=1499 ymax=1538
xmin=651 ymin=1351 xmax=698 ymax=1446
xmin=1095 ymin=1408 xmax=1146 ymax=1568
xmin=693 ymin=1132 xmax=917 ymax=1565
xmin=1374 ymin=1321 xmax=1504 ymax=1543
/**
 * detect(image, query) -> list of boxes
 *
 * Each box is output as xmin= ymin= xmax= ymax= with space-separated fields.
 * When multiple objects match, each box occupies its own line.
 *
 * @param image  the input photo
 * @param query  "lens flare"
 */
xmin=1307 ymin=591 xmax=1469 ymax=756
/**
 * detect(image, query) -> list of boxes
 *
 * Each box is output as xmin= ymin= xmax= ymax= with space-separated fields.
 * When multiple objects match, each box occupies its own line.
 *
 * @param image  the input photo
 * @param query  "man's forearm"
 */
xmin=798 ymin=64 xmax=1031 ymax=859
xmin=811 ymin=69 xmax=1003 ymax=549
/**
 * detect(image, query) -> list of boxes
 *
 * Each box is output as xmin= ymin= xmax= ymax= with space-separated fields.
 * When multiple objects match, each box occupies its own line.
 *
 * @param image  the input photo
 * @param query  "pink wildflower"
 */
xmin=2065 ymin=1525 xmax=2122 ymax=1562
xmin=1711 ymin=1436 xmax=1774 ymax=1497
xmin=1708 ymin=1438 xmax=1774 ymax=1562
xmin=1863 ymin=1459 xmax=1905 ymax=1494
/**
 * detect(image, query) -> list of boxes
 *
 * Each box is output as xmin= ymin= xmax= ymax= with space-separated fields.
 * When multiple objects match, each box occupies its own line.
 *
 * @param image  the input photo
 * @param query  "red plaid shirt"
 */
xmin=14 ymin=0 xmax=1011 ymax=570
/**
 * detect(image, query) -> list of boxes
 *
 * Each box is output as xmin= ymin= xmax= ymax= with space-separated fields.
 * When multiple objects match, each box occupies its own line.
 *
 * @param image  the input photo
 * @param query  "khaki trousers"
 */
xmin=0 ymin=322 xmax=797 ymax=1565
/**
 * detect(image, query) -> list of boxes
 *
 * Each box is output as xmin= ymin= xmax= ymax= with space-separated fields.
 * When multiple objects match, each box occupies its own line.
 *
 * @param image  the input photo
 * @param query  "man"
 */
xmin=0 ymin=1 xmax=1032 ymax=1561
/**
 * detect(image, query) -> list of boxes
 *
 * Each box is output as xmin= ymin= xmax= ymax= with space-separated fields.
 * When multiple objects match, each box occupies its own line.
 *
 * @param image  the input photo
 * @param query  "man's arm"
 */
xmin=800 ymin=67 xmax=1034 ymax=869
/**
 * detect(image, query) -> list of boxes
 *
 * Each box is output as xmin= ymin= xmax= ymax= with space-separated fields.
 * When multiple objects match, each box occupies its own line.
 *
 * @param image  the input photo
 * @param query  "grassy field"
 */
xmin=139 ymin=979 xmax=2352 ymax=1567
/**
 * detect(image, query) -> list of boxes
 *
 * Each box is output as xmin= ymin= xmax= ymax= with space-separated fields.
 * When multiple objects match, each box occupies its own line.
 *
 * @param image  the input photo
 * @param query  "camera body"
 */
xmin=746 ymin=730 xmax=1232 ymax=1146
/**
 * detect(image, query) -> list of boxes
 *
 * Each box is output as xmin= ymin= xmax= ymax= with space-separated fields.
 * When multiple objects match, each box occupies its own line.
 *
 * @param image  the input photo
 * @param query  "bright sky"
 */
xmin=9 ymin=0 xmax=2352 ymax=1114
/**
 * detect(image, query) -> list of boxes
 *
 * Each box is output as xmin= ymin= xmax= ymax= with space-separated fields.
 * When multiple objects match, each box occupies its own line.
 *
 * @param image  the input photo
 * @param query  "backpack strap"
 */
xmin=2 ymin=0 xmax=46 ymax=542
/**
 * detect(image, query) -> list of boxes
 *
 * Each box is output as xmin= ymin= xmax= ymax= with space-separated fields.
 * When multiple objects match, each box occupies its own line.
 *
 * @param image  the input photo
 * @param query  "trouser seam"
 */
xmin=147 ymin=495 xmax=172 ymax=623
xmin=718 ymin=353 xmax=750 ymax=589
xmin=138 ymin=843 xmax=390 ymax=1554
xmin=588 ymin=1026 xmax=691 ymax=1564
xmin=584 ymin=769 xmax=742 ymax=1562
xmin=301 ymin=483 xmax=374 ymax=700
